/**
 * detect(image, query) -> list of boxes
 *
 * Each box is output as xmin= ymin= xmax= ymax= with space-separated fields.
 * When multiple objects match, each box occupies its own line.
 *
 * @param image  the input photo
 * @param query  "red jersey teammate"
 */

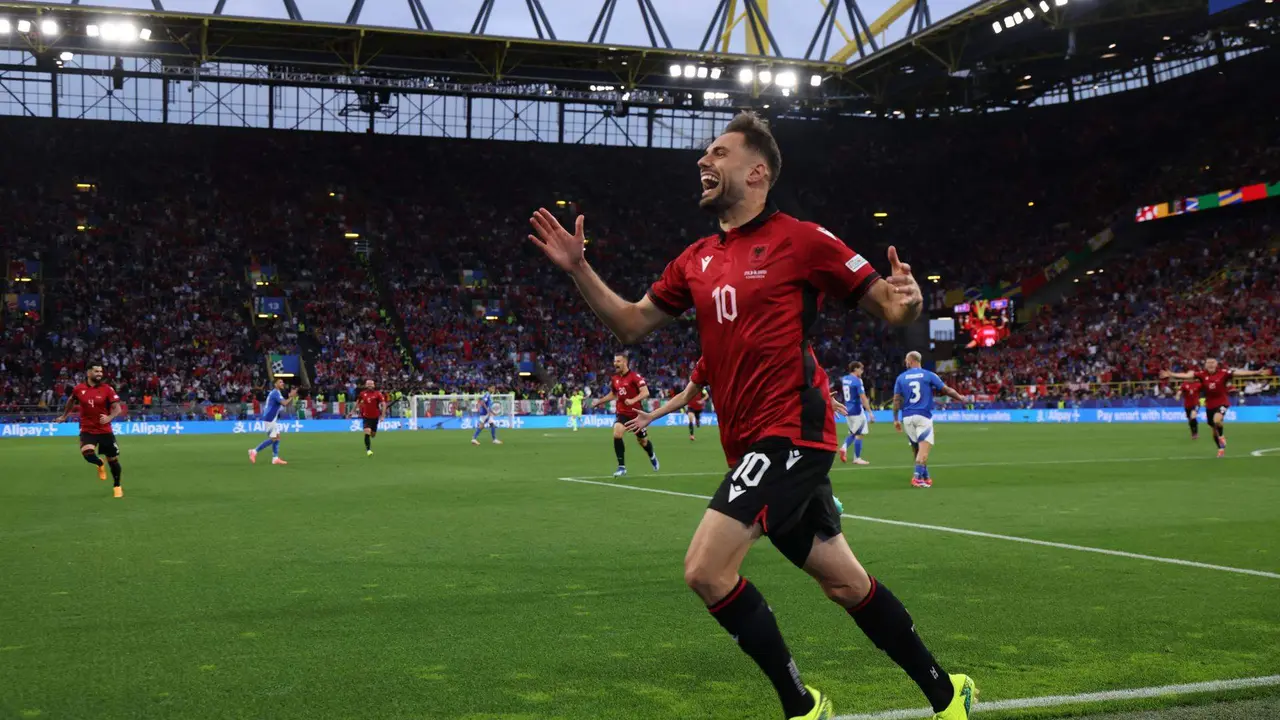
xmin=591 ymin=353 xmax=658 ymax=477
xmin=1178 ymin=380 xmax=1201 ymax=440
xmin=357 ymin=379 xmax=388 ymax=457
xmin=1163 ymin=358 xmax=1270 ymax=457
xmin=684 ymin=365 xmax=708 ymax=442
xmin=529 ymin=113 xmax=974 ymax=720
xmin=54 ymin=364 xmax=126 ymax=498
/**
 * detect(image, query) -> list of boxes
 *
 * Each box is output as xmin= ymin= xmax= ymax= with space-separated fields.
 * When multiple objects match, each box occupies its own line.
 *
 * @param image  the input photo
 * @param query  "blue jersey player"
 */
xmin=892 ymin=352 xmax=967 ymax=488
xmin=470 ymin=385 xmax=504 ymax=446
xmin=249 ymin=378 xmax=297 ymax=465
xmin=835 ymin=361 xmax=874 ymax=465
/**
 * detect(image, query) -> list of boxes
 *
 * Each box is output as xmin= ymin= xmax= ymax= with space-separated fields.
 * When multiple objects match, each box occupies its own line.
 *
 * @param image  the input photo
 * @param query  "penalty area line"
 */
xmin=1251 ymin=447 xmax=1280 ymax=457
xmin=557 ymin=478 xmax=1280 ymax=581
xmin=833 ymin=674 xmax=1280 ymax=719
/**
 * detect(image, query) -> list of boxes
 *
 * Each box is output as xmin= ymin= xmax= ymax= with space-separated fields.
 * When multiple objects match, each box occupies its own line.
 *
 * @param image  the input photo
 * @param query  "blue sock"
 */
xmin=854 ymin=438 xmax=863 ymax=459
xmin=914 ymin=463 xmax=925 ymax=478
xmin=254 ymin=438 xmax=272 ymax=452
xmin=472 ymin=425 xmax=483 ymax=440
xmin=843 ymin=434 xmax=855 ymax=449
xmin=271 ymin=439 xmax=280 ymax=458
xmin=490 ymin=425 xmax=497 ymax=440
xmin=920 ymin=464 xmax=929 ymax=479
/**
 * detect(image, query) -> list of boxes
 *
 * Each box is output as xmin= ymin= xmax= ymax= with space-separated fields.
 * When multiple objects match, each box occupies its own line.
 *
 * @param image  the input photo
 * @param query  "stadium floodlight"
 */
xmin=709 ymin=67 xmax=722 ymax=80
xmin=0 ymin=19 xmax=10 ymax=34
xmin=86 ymin=23 xmax=100 ymax=37
xmin=118 ymin=22 xmax=138 ymax=42
xmin=682 ymin=64 xmax=696 ymax=78
xmin=992 ymin=21 xmax=1002 ymax=33
xmin=1055 ymin=0 xmax=1067 ymax=5
xmin=40 ymin=19 xmax=57 ymax=36
xmin=696 ymin=66 xmax=708 ymax=79
xmin=100 ymin=22 xmax=117 ymax=40
xmin=1022 ymin=8 xmax=1034 ymax=20
xmin=809 ymin=74 xmax=822 ymax=87
xmin=775 ymin=71 xmax=797 ymax=88
xmin=621 ymin=92 xmax=630 ymax=101
xmin=17 ymin=19 xmax=31 ymax=33
xmin=781 ymin=88 xmax=791 ymax=97
xmin=139 ymin=27 xmax=152 ymax=41
xmin=1109 ymin=43 xmax=1117 ymax=49
xmin=758 ymin=69 xmax=773 ymax=85
xmin=59 ymin=51 xmax=73 ymax=61
xmin=738 ymin=67 xmax=753 ymax=83
xmin=1039 ymin=0 xmax=1050 ymax=11
xmin=1013 ymin=13 xmax=1023 ymax=24
xmin=668 ymin=63 xmax=681 ymax=77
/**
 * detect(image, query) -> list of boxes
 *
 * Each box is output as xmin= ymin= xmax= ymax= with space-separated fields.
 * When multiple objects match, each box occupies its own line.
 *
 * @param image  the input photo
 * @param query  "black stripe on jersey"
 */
xmin=799 ymin=342 xmax=827 ymax=443
xmin=845 ymin=272 xmax=882 ymax=306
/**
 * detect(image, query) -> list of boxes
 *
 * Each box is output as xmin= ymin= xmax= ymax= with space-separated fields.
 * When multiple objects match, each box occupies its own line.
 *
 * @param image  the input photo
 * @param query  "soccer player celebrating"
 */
xmin=529 ymin=112 xmax=975 ymax=720
xmin=357 ymin=379 xmax=388 ymax=456
xmin=1162 ymin=359 xmax=1271 ymax=457
xmin=837 ymin=361 xmax=874 ymax=465
xmin=892 ymin=352 xmax=968 ymax=488
xmin=1178 ymin=379 xmax=1202 ymax=440
xmin=249 ymin=379 xmax=297 ymax=465
xmin=54 ymin=364 xmax=126 ymax=498
xmin=591 ymin=353 xmax=658 ymax=477
xmin=470 ymin=386 xmax=503 ymax=445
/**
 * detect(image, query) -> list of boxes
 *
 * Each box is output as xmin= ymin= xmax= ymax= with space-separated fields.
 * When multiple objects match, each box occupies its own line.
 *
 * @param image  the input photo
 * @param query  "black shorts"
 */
xmin=1206 ymin=405 xmax=1229 ymax=421
xmin=615 ymin=414 xmax=647 ymax=439
xmin=79 ymin=432 xmax=119 ymax=458
xmin=1185 ymin=407 xmax=1198 ymax=420
xmin=708 ymin=438 xmax=841 ymax=568
xmin=687 ymin=408 xmax=703 ymax=422
xmin=362 ymin=418 xmax=380 ymax=433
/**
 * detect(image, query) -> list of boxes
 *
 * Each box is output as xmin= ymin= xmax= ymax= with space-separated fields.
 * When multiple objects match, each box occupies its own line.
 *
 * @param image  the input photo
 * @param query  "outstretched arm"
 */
xmin=626 ymin=381 xmax=704 ymax=432
xmin=941 ymin=385 xmax=968 ymax=404
xmin=1160 ymin=370 xmax=1196 ymax=381
xmin=591 ymin=391 xmax=617 ymax=408
xmin=1230 ymin=368 xmax=1273 ymax=378
xmin=529 ymin=210 xmax=672 ymax=344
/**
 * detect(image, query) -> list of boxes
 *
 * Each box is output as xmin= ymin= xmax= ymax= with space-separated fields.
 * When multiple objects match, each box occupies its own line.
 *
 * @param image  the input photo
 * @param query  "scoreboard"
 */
xmin=954 ymin=298 xmax=1013 ymax=349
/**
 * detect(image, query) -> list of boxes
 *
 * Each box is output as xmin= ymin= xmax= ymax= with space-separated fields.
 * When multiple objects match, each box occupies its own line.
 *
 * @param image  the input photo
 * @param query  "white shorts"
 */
xmin=845 ymin=412 xmax=869 ymax=436
xmin=902 ymin=415 xmax=935 ymax=445
xmin=264 ymin=420 xmax=282 ymax=439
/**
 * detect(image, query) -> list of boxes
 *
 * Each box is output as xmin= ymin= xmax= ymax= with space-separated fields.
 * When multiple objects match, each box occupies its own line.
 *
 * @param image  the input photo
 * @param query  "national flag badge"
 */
xmin=749 ymin=243 xmax=769 ymax=266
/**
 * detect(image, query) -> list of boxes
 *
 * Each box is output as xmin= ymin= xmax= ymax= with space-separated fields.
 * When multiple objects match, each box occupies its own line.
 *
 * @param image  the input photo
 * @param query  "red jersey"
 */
xmin=1194 ymin=369 xmax=1233 ymax=407
xmin=1179 ymin=381 xmax=1201 ymax=410
xmin=648 ymin=207 xmax=881 ymax=465
xmin=357 ymin=389 xmax=386 ymax=420
xmin=688 ymin=357 xmax=708 ymax=411
xmin=73 ymin=382 xmax=120 ymax=435
xmin=610 ymin=370 xmax=648 ymax=419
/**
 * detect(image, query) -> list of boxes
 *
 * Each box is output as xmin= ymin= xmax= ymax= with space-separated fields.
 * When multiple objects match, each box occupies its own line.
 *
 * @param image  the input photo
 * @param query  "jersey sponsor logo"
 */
xmin=701 ymin=255 xmax=714 ymax=272
xmin=845 ymin=254 xmax=868 ymax=273
xmin=743 ymin=269 xmax=768 ymax=280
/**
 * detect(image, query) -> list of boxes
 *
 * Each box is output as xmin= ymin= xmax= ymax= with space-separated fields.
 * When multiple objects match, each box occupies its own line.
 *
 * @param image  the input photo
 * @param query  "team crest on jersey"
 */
xmin=749 ymin=243 xmax=769 ymax=267
xmin=700 ymin=255 xmax=713 ymax=272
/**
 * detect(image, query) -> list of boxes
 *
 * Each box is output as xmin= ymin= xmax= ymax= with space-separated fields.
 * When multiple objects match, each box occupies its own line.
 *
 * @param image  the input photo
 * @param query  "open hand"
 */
xmin=625 ymin=410 xmax=654 ymax=433
xmin=894 ymin=420 xmax=904 ymax=433
xmin=528 ymin=209 xmax=587 ymax=273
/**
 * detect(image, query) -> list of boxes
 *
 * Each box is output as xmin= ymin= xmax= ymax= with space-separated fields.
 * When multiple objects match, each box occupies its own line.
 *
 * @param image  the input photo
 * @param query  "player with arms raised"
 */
xmin=1178 ymin=378 xmax=1201 ymax=440
xmin=837 ymin=361 xmax=873 ymax=465
xmin=470 ymin=385 xmax=503 ymax=446
xmin=1162 ymin=358 xmax=1270 ymax=457
xmin=249 ymin=379 xmax=297 ymax=465
xmin=592 ymin=353 xmax=658 ymax=476
xmin=55 ymin=364 xmax=126 ymax=498
xmin=529 ymin=112 xmax=975 ymax=720
xmin=892 ymin=352 xmax=967 ymax=488
xmin=357 ymin=379 xmax=388 ymax=456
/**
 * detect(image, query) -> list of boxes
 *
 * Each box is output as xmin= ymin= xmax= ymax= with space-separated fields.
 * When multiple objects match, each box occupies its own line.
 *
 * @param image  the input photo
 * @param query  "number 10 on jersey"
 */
xmin=712 ymin=284 xmax=738 ymax=324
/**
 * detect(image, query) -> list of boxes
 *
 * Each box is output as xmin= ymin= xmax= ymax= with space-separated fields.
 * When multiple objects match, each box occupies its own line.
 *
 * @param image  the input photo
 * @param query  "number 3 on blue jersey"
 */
xmin=908 ymin=380 xmax=922 ymax=404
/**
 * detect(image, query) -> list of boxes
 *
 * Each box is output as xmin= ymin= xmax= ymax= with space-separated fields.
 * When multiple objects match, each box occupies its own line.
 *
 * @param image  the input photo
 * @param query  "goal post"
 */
xmin=408 ymin=393 xmax=516 ymax=431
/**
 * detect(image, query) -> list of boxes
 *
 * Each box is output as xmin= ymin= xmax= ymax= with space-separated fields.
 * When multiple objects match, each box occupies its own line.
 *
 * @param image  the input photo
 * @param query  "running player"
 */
xmin=893 ymin=352 xmax=968 ymax=488
xmin=1178 ymin=378 xmax=1201 ymax=440
xmin=249 ymin=379 xmax=297 ymax=465
xmin=837 ymin=361 xmax=873 ymax=465
xmin=591 ymin=353 xmax=658 ymax=477
xmin=470 ymin=386 xmax=503 ymax=445
xmin=54 ymin=364 xmax=125 ymax=498
xmin=530 ymin=112 xmax=975 ymax=720
xmin=685 ymin=374 xmax=708 ymax=442
xmin=628 ymin=357 xmax=709 ymax=435
xmin=1162 ymin=359 xmax=1270 ymax=457
xmin=357 ymin=379 xmax=387 ymax=456
xmin=568 ymin=388 xmax=585 ymax=431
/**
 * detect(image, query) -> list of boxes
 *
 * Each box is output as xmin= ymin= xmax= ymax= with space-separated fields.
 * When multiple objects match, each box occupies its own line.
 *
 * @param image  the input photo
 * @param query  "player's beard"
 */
xmin=699 ymin=176 xmax=741 ymax=216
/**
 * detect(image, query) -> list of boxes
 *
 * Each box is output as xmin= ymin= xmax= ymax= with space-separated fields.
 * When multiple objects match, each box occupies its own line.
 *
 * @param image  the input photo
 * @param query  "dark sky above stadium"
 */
xmin=48 ymin=0 xmax=976 ymax=57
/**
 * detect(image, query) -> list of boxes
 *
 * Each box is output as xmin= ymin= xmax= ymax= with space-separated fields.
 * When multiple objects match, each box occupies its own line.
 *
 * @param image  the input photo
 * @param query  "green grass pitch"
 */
xmin=1 ymin=424 xmax=1278 ymax=720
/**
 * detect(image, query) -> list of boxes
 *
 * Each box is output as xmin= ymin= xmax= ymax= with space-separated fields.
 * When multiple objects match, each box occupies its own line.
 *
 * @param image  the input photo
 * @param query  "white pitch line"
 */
xmin=557 ymin=478 xmax=1280 ymax=580
xmin=1251 ymin=447 xmax=1280 ymax=457
xmin=833 ymin=674 xmax=1280 ymax=719
xmin=564 ymin=454 xmax=1251 ymax=481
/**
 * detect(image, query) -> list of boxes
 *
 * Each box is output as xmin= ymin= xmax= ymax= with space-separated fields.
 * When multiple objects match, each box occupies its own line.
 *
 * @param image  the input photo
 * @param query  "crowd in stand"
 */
xmin=2 ymin=52 xmax=1277 ymax=416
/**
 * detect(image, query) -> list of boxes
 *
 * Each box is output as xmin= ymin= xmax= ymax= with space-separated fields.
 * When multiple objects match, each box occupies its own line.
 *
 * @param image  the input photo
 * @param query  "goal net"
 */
xmin=408 ymin=393 xmax=516 ymax=431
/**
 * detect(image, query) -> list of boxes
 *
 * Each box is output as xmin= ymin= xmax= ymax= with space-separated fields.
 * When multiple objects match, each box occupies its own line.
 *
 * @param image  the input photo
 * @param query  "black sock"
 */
xmin=710 ymin=577 xmax=813 ymax=718
xmin=643 ymin=440 xmax=656 ymax=458
xmin=364 ymin=435 xmax=372 ymax=450
xmin=82 ymin=451 xmax=103 ymax=467
xmin=614 ymin=437 xmax=625 ymax=466
xmin=1189 ymin=418 xmax=1198 ymax=435
xmin=850 ymin=578 xmax=953 ymax=713
xmin=689 ymin=421 xmax=695 ymax=434
xmin=107 ymin=460 xmax=122 ymax=487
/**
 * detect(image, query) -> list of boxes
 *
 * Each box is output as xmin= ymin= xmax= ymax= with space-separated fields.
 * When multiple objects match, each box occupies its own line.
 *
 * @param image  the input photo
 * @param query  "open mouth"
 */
xmin=700 ymin=172 xmax=720 ymax=195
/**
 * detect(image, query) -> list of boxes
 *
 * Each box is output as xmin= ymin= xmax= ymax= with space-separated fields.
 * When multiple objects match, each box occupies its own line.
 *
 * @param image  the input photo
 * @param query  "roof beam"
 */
xmin=345 ymin=0 xmax=366 ymax=25
xmin=406 ymin=0 xmax=433 ymax=31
